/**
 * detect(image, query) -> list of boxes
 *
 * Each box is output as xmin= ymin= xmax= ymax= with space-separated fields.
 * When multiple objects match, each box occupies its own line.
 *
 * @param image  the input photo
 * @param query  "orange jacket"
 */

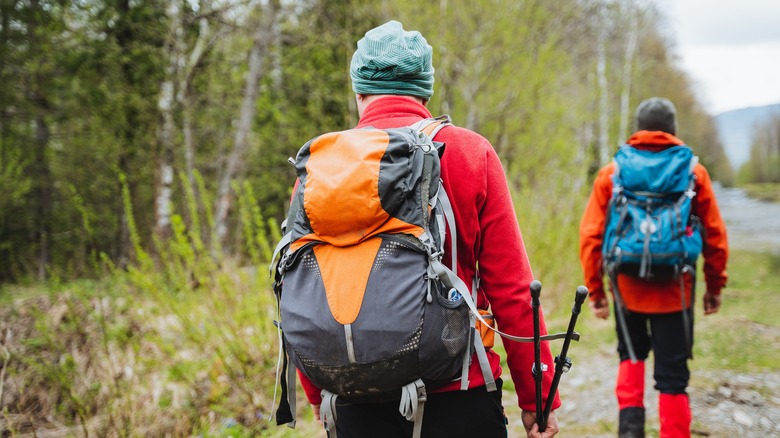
xmin=579 ymin=131 xmax=729 ymax=313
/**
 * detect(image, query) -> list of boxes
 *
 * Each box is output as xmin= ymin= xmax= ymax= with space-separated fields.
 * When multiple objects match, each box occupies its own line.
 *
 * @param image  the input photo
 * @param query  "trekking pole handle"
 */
xmin=573 ymin=285 xmax=588 ymax=313
xmin=530 ymin=280 xmax=542 ymax=304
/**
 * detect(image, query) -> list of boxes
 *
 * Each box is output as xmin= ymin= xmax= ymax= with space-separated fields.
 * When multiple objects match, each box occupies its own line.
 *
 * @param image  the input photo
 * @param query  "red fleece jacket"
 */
xmin=296 ymin=96 xmax=560 ymax=413
xmin=579 ymin=131 xmax=729 ymax=313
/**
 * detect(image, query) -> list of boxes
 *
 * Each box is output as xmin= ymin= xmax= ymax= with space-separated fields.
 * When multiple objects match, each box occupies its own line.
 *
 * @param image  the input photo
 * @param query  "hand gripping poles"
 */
xmin=530 ymin=280 xmax=588 ymax=432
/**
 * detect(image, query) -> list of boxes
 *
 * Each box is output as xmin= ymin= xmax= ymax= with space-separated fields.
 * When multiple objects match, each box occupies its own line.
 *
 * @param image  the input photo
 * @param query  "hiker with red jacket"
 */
xmin=296 ymin=20 xmax=561 ymax=438
xmin=579 ymin=97 xmax=729 ymax=438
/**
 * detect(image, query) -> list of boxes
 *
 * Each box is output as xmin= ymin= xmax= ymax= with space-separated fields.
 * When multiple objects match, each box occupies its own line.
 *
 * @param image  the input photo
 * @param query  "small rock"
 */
xmin=716 ymin=401 xmax=732 ymax=412
xmin=48 ymin=302 xmax=69 ymax=327
xmin=735 ymin=388 xmax=764 ymax=406
xmin=733 ymin=409 xmax=754 ymax=427
xmin=717 ymin=386 xmax=733 ymax=398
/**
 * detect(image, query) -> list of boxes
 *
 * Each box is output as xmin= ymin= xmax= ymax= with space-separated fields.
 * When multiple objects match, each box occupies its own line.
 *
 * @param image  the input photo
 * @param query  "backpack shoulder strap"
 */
xmin=409 ymin=115 xmax=452 ymax=139
xmin=689 ymin=154 xmax=699 ymax=174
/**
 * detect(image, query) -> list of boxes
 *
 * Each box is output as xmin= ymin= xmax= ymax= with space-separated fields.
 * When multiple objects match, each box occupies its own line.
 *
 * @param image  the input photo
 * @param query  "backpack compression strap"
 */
xmin=319 ymin=378 xmax=427 ymax=438
xmin=436 ymin=188 xmax=495 ymax=391
xmin=468 ymin=275 xmax=496 ymax=391
xmin=320 ymin=390 xmax=338 ymax=437
xmin=412 ymin=119 xmax=497 ymax=393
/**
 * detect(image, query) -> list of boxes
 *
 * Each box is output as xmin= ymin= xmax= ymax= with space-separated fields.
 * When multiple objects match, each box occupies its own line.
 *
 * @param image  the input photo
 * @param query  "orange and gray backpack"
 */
xmin=270 ymin=116 xmax=548 ymax=437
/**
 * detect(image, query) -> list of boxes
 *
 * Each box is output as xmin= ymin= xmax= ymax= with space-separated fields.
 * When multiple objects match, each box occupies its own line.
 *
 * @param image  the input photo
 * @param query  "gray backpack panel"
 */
xmin=280 ymin=235 xmax=469 ymax=400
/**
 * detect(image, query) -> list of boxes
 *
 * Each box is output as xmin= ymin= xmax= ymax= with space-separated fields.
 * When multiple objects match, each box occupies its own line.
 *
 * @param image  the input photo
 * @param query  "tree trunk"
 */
xmin=213 ymin=2 xmax=278 ymax=251
xmin=618 ymin=1 xmax=638 ymax=143
xmin=114 ymin=0 xmax=135 ymax=268
xmin=182 ymin=15 xmax=210 ymax=189
xmin=437 ymin=0 xmax=451 ymax=115
xmin=34 ymin=115 xmax=51 ymax=281
xmin=596 ymin=5 xmax=610 ymax=166
xmin=180 ymin=11 xmax=213 ymax=242
xmin=155 ymin=1 xmax=184 ymax=241
xmin=27 ymin=1 xmax=52 ymax=280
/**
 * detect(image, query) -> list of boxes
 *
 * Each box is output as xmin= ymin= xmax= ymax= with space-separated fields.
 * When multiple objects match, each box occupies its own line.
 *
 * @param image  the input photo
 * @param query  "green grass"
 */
xmin=691 ymin=250 xmax=780 ymax=372
xmin=2 ymin=239 xmax=777 ymax=438
xmin=741 ymin=182 xmax=780 ymax=203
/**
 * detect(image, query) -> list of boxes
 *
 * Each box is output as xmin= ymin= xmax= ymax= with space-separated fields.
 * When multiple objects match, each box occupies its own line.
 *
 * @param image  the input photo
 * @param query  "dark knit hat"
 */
xmin=350 ymin=21 xmax=434 ymax=100
xmin=636 ymin=97 xmax=677 ymax=135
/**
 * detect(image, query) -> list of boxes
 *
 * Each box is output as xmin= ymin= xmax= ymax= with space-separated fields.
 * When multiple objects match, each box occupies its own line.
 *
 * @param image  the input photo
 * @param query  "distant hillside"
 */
xmin=715 ymin=104 xmax=780 ymax=170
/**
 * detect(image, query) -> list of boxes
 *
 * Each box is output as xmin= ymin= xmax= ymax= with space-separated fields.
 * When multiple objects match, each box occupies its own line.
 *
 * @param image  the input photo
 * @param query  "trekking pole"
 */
xmin=529 ymin=280 xmax=545 ymax=432
xmin=541 ymin=285 xmax=589 ymax=430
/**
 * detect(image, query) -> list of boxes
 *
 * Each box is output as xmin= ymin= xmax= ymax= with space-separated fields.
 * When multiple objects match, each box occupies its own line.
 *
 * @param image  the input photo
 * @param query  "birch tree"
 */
xmin=155 ymin=1 xmax=182 ymax=240
xmin=154 ymin=0 xmax=249 ymax=244
xmin=597 ymin=3 xmax=611 ymax=166
xmin=748 ymin=115 xmax=780 ymax=183
xmin=214 ymin=0 xmax=280 ymax=251
xmin=618 ymin=0 xmax=638 ymax=142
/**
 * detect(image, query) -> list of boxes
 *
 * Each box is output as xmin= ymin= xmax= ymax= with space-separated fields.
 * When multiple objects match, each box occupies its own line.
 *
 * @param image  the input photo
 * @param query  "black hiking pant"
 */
xmin=331 ymin=378 xmax=508 ymax=437
xmin=615 ymin=305 xmax=693 ymax=394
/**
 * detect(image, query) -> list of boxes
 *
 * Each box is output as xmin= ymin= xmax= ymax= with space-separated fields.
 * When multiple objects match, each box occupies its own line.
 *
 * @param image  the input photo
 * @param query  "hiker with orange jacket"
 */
xmin=295 ymin=20 xmax=561 ymax=438
xmin=579 ymin=97 xmax=729 ymax=438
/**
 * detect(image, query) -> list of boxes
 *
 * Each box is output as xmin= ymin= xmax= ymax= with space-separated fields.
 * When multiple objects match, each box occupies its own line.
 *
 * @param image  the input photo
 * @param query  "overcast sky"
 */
xmin=661 ymin=0 xmax=780 ymax=114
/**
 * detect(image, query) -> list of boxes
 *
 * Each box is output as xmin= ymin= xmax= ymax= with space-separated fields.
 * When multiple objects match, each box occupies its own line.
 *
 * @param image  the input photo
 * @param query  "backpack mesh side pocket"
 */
xmin=418 ymin=280 xmax=470 ymax=384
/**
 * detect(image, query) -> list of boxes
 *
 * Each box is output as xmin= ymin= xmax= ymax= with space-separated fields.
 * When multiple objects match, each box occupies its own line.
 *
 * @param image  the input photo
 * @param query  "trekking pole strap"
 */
xmin=429 ymin=259 xmax=579 ymax=343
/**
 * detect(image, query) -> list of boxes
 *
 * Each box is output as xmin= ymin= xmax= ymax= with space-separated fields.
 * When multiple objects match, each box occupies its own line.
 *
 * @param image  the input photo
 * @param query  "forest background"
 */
xmin=1 ymin=0 xmax=778 ymax=437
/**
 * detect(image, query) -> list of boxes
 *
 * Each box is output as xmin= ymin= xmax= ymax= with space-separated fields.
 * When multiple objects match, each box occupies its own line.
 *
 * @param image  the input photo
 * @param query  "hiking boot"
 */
xmin=618 ymin=407 xmax=645 ymax=438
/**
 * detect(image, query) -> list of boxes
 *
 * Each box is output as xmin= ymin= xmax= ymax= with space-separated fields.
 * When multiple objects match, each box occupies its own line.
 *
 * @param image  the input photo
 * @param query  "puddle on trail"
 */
xmin=713 ymin=183 xmax=780 ymax=253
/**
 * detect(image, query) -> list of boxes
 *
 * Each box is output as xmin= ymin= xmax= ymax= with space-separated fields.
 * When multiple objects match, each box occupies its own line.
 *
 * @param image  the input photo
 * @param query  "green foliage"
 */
xmin=0 ymin=147 xmax=33 ymax=278
xmin=0 ymin=184 xmax=301 ymax=436
xmin=740 ymin=182 xmax=780 ymax=203
xmin=0 ymin=0 xmax=735 ymax=286
xmin=744 ymin=114 xmax=780 ymax=184
xmin=0 ymin=0 xmax=165 ymax=281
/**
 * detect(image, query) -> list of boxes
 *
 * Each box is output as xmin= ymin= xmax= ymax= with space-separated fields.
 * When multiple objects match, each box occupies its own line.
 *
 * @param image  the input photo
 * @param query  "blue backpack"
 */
xmin=602 ymin=145 xmax=703 ymax=280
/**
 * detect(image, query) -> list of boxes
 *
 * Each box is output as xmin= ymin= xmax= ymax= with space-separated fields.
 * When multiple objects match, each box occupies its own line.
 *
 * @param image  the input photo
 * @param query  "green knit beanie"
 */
xmin=350 ymin=20 xmax=434 ymax=100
